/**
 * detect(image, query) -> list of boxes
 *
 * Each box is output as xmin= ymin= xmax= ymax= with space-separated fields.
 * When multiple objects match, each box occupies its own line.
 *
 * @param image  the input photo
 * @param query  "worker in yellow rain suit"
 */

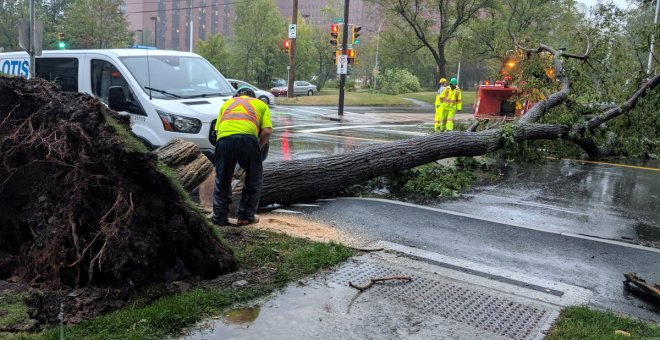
xmin=433 ymin=78 xmax=447 ymax=131
xmin=435 ymin=78 xmax=462 ymax=132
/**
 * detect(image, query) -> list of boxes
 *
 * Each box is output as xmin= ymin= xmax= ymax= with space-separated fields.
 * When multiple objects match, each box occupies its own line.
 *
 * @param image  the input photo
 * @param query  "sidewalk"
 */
xmin=182 ymin=241 xmax=591 ymax=340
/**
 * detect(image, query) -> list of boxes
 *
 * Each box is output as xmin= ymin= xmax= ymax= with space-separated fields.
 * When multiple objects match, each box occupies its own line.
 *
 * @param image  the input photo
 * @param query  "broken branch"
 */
xmin=348 ymin=276 xmax=412 ymax=292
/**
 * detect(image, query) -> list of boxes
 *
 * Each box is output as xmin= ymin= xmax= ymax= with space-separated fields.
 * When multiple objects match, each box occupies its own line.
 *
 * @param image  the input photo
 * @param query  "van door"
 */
xmin=88 ymin=58 xmax=146 ymax=117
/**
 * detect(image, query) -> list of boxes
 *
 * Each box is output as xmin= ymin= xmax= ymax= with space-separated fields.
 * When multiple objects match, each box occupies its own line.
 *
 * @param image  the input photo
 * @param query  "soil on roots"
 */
xmin=0 ymin=77 xmax=236 ymax=322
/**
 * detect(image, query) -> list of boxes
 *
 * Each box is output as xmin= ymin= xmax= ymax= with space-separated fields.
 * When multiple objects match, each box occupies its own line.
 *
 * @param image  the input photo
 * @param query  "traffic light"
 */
xmin=283 ymin=39 xmax=291 ymax=54
xmin=57 ymin=32 xmax=67 ymax=49
xmin=347 ymin=49 xmax=356 ymax=65
xmin=352 ymin=25 xmax=362 ymax=45
xmin=330 ymin=24 xmax=340 ymax=47
xmin=332 ymin=49 xmax=340 ymax=65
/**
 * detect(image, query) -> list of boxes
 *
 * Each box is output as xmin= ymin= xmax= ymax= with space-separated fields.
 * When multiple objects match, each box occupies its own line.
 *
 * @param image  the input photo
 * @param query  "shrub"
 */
xmin=377 ymin=68 xmax=421 ymax=95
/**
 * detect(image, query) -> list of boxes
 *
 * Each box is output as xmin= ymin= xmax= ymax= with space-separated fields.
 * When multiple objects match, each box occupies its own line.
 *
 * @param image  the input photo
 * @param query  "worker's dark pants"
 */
xmin=212 ymin=134 xmax=263 ymax=222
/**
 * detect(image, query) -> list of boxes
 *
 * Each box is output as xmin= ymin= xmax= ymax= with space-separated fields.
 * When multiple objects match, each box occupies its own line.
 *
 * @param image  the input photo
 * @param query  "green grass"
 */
xmin=276 ymin=92 xmax=414 ymax=106
xmin=0 ymin=294 xmax=30 ymax=331
xmin=398 ymin=91 xmax=476 ymax=107
xmin=7 ymin=231 xmax=354 ymax=340
xmin=547 ymin=306 xmax=660 ymax=340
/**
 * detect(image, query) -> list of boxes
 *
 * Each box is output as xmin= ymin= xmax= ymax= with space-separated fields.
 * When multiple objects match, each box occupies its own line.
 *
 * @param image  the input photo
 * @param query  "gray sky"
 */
xmin=575 ymin=0 xmax=632 ymax=10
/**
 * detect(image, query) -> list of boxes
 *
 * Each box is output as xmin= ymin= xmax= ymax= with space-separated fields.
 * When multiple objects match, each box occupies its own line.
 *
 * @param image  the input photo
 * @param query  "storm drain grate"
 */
xmin=329 ymin=260 xmax=550 ymax=340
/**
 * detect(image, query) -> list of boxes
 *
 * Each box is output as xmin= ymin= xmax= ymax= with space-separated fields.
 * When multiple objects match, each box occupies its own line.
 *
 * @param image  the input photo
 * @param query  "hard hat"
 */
xmin=449 ymin=78 xmax=458 ymax=85
xmin=234 ymin=86 xmax=256 ymax=98
xmin=439 ymin=78 xmax=447 ymax=84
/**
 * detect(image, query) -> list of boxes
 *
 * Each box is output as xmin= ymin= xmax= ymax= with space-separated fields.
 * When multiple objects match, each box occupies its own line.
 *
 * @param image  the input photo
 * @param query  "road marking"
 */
xmin=547 ymin=157 xmax=660 ymax=171
xmin=339 ymin=197 xmax=660 ymax=253
xmin=300 ymin=124 xmax=418 ymax=133
xmin=271 ymin=208 xmax=303 ymax=214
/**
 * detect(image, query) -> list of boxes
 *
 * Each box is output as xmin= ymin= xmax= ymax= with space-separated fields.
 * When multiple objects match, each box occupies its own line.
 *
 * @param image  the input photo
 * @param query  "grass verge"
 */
xmin=399 ymin=91 xmax=476 ymax=107
xmin=5 ymin=229 xmax=354 ymax=340
xmin=547 ymin=306 xmax=660 ymax=340
xmin=276 ymin=92 xmax=414 ymax=106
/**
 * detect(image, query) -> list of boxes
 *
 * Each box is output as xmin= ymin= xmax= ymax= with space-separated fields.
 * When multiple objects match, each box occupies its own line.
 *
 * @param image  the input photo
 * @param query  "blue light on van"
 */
xmin=132 ymin=45 xmax=157 ymax=50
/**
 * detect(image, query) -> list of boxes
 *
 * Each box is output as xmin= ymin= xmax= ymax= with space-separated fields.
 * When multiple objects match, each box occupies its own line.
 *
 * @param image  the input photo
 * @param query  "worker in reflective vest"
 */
xmin=212 ymin=86 xmax=273 ymax=226
xmin=436 ymin=77 xmax=462 ymax=132
xmin=433 ymin=78 xmax=447 ymax=131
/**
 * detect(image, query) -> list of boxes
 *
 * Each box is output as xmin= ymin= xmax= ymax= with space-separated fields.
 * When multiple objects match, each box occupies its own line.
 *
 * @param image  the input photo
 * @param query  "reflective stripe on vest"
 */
xmin=441 ymin=89 xmax=461 ymax=104
xmin=221 ymin=98 xmax=260 ymax=131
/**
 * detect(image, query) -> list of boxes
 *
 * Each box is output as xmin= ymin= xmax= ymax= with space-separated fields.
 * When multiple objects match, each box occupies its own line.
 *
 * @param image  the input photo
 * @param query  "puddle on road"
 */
xmin=635 ymin=222 xmax=660 ymax=247
xmin=222 ymin=306 xmax=261 ymax=326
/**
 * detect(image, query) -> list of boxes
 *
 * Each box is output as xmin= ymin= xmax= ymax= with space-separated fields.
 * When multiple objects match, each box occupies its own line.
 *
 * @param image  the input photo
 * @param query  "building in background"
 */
xmin=275 ymin=0 xmax=381 ymax=33
xmin=123 ymin=0 xmax=382 ymax=51
xmin=124 ymin=0 xmax=234 ymax=51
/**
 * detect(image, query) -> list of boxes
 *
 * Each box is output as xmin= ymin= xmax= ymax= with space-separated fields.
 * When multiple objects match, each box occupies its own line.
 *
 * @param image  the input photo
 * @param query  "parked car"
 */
xmin=269 ymin=78 xmax=286 ymax=88
xmin=227 ymin=79 xmax=276 ymax=106
xmin=271 ymin=81 xmax=318 ymax=97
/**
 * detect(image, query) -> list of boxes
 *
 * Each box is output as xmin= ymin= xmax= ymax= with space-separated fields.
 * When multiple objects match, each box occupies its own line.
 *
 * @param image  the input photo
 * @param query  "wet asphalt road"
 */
xmin=264 ymin=104 xmax=660 ymax=320
xmin=289 ymin=198 xmax=660 ymax=321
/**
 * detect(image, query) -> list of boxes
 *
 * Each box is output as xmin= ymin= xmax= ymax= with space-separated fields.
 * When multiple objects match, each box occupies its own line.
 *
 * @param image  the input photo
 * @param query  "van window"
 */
xmin=91 ymin=59 xmax=145 ymax=115
xmin=120 ymin=55 xmax=235 ymax=99
xmin=35 ymin=58 xmax=78 ymax=91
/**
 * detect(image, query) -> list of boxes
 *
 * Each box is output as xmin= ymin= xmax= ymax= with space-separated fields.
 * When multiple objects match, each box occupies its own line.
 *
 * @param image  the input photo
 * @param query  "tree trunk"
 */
xmin=154 ymin=139 xmax=214 ymax=191
xmin=436 ymin=41 xmax=447 ymax=81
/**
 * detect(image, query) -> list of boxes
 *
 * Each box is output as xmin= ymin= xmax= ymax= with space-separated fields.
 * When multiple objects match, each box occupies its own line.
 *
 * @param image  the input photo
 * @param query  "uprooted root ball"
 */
xmin=0 ymin=77 xmax=236 ymax=290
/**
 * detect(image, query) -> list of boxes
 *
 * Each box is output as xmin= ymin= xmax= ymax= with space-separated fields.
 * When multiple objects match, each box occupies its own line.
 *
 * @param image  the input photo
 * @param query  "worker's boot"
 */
xmin=237 ymin=215 xmax=260 ymax=226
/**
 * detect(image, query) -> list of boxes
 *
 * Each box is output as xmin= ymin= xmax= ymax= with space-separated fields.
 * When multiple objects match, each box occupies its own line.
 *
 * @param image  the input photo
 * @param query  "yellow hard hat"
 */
xmin=439 ymin=78 xmax=447 ymax=83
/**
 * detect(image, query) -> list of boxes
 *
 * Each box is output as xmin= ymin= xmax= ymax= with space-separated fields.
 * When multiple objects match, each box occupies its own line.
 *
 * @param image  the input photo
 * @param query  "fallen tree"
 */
xmin=251 ymin=42 xmax=659 ymax=206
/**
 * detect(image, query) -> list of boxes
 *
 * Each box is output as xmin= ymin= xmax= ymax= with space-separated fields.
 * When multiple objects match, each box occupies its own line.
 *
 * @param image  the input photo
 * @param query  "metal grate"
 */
xmin=329 ymin=260 xmax=550 ymax=340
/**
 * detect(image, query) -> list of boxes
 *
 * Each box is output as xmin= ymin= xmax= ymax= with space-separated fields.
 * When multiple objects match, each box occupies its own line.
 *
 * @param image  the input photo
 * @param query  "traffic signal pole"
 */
xmin=287 ymin=0 xmax=298 ymax=98
xmin=338 ymin=0 xmax=350 ymax=116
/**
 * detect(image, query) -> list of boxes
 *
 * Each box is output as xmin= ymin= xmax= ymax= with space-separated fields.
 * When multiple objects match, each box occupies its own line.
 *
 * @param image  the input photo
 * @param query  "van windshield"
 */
xmin=120 ymin=55 xmax=234 ymax=99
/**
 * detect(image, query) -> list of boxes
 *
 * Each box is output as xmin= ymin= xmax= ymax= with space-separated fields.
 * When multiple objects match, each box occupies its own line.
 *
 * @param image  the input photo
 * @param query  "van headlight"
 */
xmin=156 ymin=110 xmax=202 ymax=134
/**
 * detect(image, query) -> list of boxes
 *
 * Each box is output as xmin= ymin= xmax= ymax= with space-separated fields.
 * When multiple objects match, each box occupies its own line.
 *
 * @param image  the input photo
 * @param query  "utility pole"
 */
xmin=338 ymin=0 xmax=350 ymax=116
xmin=647 ymin=0 xmax=660 ymax=74
xmin=287 ymin=0 xmax=298 ymax=98
xmin=28 ymin=0 xmax=35 ymax=77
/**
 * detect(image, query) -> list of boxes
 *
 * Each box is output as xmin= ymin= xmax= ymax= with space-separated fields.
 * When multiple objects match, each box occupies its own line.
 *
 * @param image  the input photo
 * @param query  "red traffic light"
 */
xmin=283 ymin=40 xmax=290 ymax=49
xmin=331 ymin=24 xmax=339 ymax=33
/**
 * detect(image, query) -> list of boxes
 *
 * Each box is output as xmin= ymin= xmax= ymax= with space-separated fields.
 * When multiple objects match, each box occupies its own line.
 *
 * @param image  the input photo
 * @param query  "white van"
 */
xmin=0 ymin=49 xmax=234 ymax=156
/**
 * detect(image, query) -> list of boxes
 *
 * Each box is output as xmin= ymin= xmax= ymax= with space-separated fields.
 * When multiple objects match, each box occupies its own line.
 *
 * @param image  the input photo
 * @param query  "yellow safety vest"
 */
xmin=439 ymin=87 xmax=462 ymax=111
xmin=215 ymin=96 xmax=273 ymax=139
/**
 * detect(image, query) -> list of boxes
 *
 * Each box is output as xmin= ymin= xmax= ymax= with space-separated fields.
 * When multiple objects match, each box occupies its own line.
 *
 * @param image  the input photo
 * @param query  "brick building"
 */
xmin=123 ymin=0 xmax=382 ymax=51
xmin=124 ymin=0 xmax=234 ymax=51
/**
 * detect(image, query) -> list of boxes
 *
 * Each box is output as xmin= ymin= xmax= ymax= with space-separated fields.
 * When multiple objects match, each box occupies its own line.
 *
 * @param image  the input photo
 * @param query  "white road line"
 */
xmin=300 ymin=124 xmax=418 ymax=133
xmin=339 ymin=197 xmax=660 ymax=253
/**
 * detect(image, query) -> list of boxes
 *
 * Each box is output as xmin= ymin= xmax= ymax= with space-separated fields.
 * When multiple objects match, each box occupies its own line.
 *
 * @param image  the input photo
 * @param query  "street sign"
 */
xmin=18 ymin=19 xmax=43 ymax=56
xmin=337 ymin=55 xmax=348 ymax=75
xmin=332 ymin=18 xmax=344 ymax=23
xmin=288 ymin=24 xmax=297 ymax=39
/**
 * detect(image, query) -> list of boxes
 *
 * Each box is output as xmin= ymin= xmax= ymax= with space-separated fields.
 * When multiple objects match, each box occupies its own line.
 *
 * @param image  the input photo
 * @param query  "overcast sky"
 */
xmin=575 ymin=0 xmax=632 ymax=10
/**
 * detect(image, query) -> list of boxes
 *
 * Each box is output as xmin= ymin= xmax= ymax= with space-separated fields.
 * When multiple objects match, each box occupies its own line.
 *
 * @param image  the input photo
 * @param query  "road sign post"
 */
xmin=288 ymin=24 xmax=297 ymax=39
xmin=337 ymin=0 xmax=350 ymax=116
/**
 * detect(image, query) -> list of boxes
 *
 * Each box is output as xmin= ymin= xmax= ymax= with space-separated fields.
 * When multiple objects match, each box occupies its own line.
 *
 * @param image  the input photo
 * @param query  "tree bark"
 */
xmin=154 ymin=139 xmax=214 ymax=191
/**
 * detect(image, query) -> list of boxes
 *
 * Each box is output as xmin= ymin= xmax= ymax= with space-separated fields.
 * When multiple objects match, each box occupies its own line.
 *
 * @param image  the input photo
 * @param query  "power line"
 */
xmin=123 ymin=0 xmax=249 ymax=14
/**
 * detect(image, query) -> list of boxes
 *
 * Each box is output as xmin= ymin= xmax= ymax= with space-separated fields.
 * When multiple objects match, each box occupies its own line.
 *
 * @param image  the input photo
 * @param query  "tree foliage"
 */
xmin=196 ymin=34 xmax=230 ymax=75
xmin=63 ymin=0 xmax=130 ymax=49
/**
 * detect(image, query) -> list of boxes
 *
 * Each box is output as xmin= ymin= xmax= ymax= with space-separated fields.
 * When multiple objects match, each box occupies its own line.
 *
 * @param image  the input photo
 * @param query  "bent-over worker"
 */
xmin=212 ymin=86 xmax=272 ymax=226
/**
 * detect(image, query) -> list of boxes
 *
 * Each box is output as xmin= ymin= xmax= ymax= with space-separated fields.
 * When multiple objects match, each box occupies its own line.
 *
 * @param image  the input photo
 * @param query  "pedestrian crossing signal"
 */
xmin=283 ymin=39 xmax=291 ymax=54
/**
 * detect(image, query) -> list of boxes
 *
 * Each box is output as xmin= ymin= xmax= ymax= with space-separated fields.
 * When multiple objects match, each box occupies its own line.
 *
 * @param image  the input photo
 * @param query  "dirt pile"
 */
xmin=0 ymin=77 xmax=236 ymax=290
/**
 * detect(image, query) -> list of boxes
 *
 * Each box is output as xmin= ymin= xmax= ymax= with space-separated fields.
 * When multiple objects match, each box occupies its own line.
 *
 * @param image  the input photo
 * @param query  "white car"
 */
xmin=227 ymin=79 xmax=276 ymax=106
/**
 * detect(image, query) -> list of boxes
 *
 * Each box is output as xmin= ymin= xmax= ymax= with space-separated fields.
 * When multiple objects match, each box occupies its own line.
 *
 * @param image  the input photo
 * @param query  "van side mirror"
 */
xmin=108 ymin=86 xmax=128 ymax=111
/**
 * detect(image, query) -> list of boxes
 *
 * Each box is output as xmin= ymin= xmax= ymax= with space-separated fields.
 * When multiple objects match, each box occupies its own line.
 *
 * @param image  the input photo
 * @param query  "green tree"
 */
xmin=63 ymin=0 xmax=131 ymax=49
xmin=367 ymin=0 xmax=496 ymax=80
xmin=230 ymin=0 xmax=287 ymax=87
xmin=0 ymin=0 xmax=26 ymax=51
xmin=196 ymin=34 xmax=230 ymax=75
